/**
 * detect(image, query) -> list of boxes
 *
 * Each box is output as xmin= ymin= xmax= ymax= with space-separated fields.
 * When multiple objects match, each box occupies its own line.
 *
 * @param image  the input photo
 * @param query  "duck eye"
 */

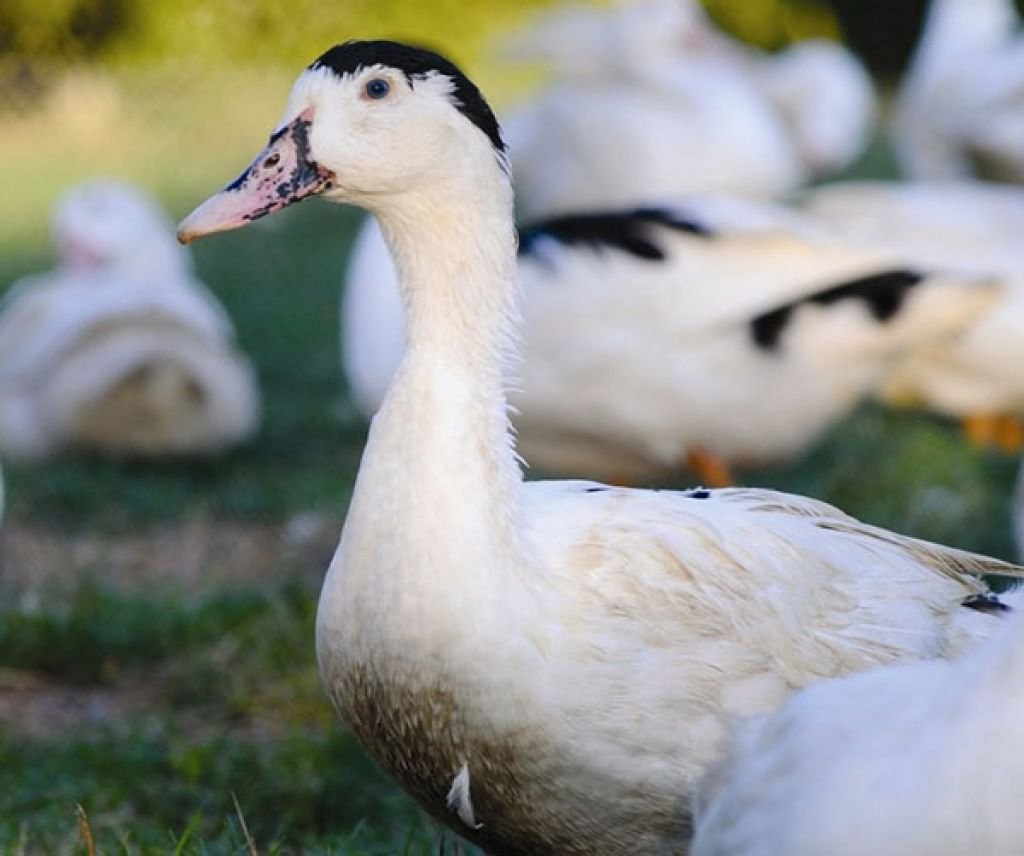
xmin=365 ymin=78 xmax=391 ymax=100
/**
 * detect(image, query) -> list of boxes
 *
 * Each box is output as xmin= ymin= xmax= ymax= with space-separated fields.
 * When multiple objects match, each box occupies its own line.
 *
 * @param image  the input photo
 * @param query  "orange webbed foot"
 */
xmin=684 ymin=448 xmax=735 ymax=488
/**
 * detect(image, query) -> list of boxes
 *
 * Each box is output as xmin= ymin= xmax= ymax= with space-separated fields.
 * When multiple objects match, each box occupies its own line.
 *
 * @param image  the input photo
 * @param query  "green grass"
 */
xmin=1 ymin=727 xmax=438 ymax=853
xmin=0 ymin=580 xmax=449 ymax=852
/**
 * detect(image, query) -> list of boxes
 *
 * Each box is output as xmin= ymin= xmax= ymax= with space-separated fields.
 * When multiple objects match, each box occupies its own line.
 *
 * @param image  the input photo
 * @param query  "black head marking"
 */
xmin=685 ymin=488 xmax=712 ymax=499
xmin=750 ymin=269 xmax=925 ymax=351
xmin=962 ymin=594 xmax=1013 ymax=615
xmin=519 ymin=207 xmax=714 ymax=263
xmin=309 ymin=40 xmax=505 ymax=155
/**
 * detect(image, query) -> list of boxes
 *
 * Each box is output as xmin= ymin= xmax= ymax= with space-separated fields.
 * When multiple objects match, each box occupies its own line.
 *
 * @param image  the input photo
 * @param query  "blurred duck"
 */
xmin=893 ymin=0 xmax=1024 ymax=183
xmin=756 ymin=39 xmax=875 ymax=179
xmin=179 ymin=40 xmax=1024 ymax=853
xmin=502 ymin=0 xmax=874 ymax=219
xmin=0 ymin=179 xmax=259 ymax=459
xmin=342 ymin=196 xmax=1000 ymax=486
xmin=802 ymin=180 xmax=1024 ymax=451
xmin=693 ymin=598 xmax=1024 ymax=856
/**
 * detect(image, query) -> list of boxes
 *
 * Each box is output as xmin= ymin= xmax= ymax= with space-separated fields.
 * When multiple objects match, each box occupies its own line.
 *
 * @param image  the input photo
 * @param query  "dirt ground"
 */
xmin=0 ymin=511 xmax=342 ymax=595
xmin=0 ymin=512 xmax=343 ymax=739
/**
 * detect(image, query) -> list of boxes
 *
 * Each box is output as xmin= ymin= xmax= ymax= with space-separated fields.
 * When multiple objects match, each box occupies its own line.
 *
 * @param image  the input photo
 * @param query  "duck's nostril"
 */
xmin=263 ymin=153 xmax=281 ymax=169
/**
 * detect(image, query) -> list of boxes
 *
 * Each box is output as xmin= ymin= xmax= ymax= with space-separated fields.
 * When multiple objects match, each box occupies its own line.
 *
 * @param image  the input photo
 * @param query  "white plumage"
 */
xmin=892 ymin=0 xmax=1024 ymax=183
xmin=756 ymin=39 xmax=875 ymax=178
xmin=502 ymin=0 xmax=874 ymax=219
xmin=179 ymin=41 xmax=1024 ymax=854
xmin=0 ymin=180 xmax=259 ymax=459
xmin=802 ymin=180 xmax=1024 ymax=438
xmin=693 ymin=597 xmax=1024 ymax=856
xmin=342 ymin=199 xmax=999 ymax=482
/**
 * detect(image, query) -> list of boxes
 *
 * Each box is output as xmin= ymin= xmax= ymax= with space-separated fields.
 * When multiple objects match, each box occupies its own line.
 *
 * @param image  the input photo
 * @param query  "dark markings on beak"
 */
xmin=224 ymin=119 xmax=333 ymax=218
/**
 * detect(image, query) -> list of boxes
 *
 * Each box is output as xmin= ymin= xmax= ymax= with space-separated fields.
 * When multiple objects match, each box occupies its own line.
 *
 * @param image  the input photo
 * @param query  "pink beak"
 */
xmin=177 ymin=109 xmax=335 ymax=244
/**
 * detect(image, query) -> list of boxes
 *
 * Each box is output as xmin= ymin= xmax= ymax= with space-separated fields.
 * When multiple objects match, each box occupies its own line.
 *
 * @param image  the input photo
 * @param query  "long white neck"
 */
xmin=372 ymin=160 xmax=522 ymax=514
xmin=911 ymin=0 xmax=1016 ymax=81
xmin=322 ymin=152 xmax=527 ymax=654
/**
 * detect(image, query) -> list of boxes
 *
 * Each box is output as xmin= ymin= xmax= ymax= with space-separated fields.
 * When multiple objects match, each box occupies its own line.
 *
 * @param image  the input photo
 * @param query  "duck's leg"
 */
xmin=962 ymin=413 xmax=1001 ymax=448
xmin=961 ymin=413 xmax=1024 ymax=453
xmin=684 ymin=448 xmax=735 ymax=488
xmin=997 ymin=414 xmax=1024 ymax=454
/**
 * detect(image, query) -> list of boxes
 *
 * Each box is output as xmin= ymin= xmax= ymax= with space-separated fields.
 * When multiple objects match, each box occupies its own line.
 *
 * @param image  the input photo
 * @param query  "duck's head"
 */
xmin=503 ymin=0 xmax=719 ymax=83
xmin=55 ymin=179 xmax=189 ymax=278
xmin=178 ymin=40 xmax=507 ymax=243
xmin=763 ymin=41 xmax=875 ymax=176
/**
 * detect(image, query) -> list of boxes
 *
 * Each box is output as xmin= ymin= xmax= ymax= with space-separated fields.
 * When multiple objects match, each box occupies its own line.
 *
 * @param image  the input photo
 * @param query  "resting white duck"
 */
xmin=693 ymin=596 xmax=1024 ymax=856
xmin=342 ymin=201 xmax=999 ymax=486
xmin=892 ymin=0 xmax=1024 ymax=183
xmin=802 ymin=179 xmax=1024 ymax=450
xmin=503 ymin=0 xmax=874 ymax=219
xmin=0 ymin=179 xmax=259 ymax=459
xmin=179 ymin=41 xmax=1024 ymax=855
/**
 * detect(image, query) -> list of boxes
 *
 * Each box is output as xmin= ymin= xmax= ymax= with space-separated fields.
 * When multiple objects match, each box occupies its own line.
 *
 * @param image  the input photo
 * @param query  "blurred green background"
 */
xmin=0 ymin=0 xmax=935 ymax=251
xmin=1 ymin=1 xmax=1022 ymax=852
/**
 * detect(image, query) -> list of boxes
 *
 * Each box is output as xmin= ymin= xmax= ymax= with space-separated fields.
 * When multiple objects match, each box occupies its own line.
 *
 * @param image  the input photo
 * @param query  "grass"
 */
xmin=0 ymin=578 xmax=454 ymax=852
xmin=0 ymin=62 xmax=1021 ymax=854
xmin=1 ymin=727 xmax=438 ymax=852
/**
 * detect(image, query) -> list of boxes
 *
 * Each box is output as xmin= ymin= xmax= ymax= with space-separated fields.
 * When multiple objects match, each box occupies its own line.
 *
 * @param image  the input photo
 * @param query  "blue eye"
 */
xmin=365 ymin=78 xmax=391 ymax=100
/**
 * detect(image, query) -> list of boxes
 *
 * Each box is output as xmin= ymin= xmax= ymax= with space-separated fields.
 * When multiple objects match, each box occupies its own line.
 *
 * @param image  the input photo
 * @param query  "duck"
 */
xmin=755 ymin=39 xmax=875 ymax=179
xmin=0 ymin=179 xmax=259 ymax=459
xmin=178 ymin=40 xmax=1024 ymax=855
xmin=892 ymin=0 xmax=1024 ymax=183
xmin=342 ymin=197 xmax=1000 ymax=486
xmin=501 ymin=0 xmax=800 ymax=217
xmin=692 ymin=597 xmax=1024 ymax=856
xmin=502 ymin=0 xmax=874 ymax=219
xmin=801 ymin=179 xmax=1024 ymax=450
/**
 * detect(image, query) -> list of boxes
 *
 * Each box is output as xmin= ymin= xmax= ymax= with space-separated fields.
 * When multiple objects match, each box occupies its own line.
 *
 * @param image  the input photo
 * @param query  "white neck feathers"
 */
xmin=333 ymin=152 xmax=527 ymax=618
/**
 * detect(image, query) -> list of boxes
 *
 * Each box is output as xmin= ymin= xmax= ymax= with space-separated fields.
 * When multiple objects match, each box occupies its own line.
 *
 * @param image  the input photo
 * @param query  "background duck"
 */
xmin=182 ymin=40 xmax=1024 ymax=854
xmin=755 ymin=39 xmax=875 ymax=179
xmin=801 ymin=179 xmax=1024 ymax=452
xmin=0 ymin=179 xmax=259 ymax=459
xmin=502 ymin=0 xmax=874 ymax=219
xmin=892 ymin=0 xmax=1024 ymax=183
xmin=693 ymin=593 xmax=1024 ymax=856
xmin=342 ymin=197 xmax=1000 ymax=485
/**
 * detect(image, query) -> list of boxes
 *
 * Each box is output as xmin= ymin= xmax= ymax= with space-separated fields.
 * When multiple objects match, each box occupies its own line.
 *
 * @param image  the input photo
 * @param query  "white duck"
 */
xmin=179 ymin=40 xmax=1024 ymax=855
xmin=756 ymin=39 xmax=875 ymax=178
xmin=342 ymin=199 xmax=999 ymax=485
xmin=892 ymin=0 xmax=1024 ymax=183
xmin=802 ymin=179 xmax=1024 ymax=450
xmin=0 ymin=179 xmax=259 ymax=459
xmin=501 ymin=0 xmax=801 ymax=217
xmin=693 ymin=595 xmax=1024 ymax=856
xmin=502 ymin=0 xmax=874 ymax=219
